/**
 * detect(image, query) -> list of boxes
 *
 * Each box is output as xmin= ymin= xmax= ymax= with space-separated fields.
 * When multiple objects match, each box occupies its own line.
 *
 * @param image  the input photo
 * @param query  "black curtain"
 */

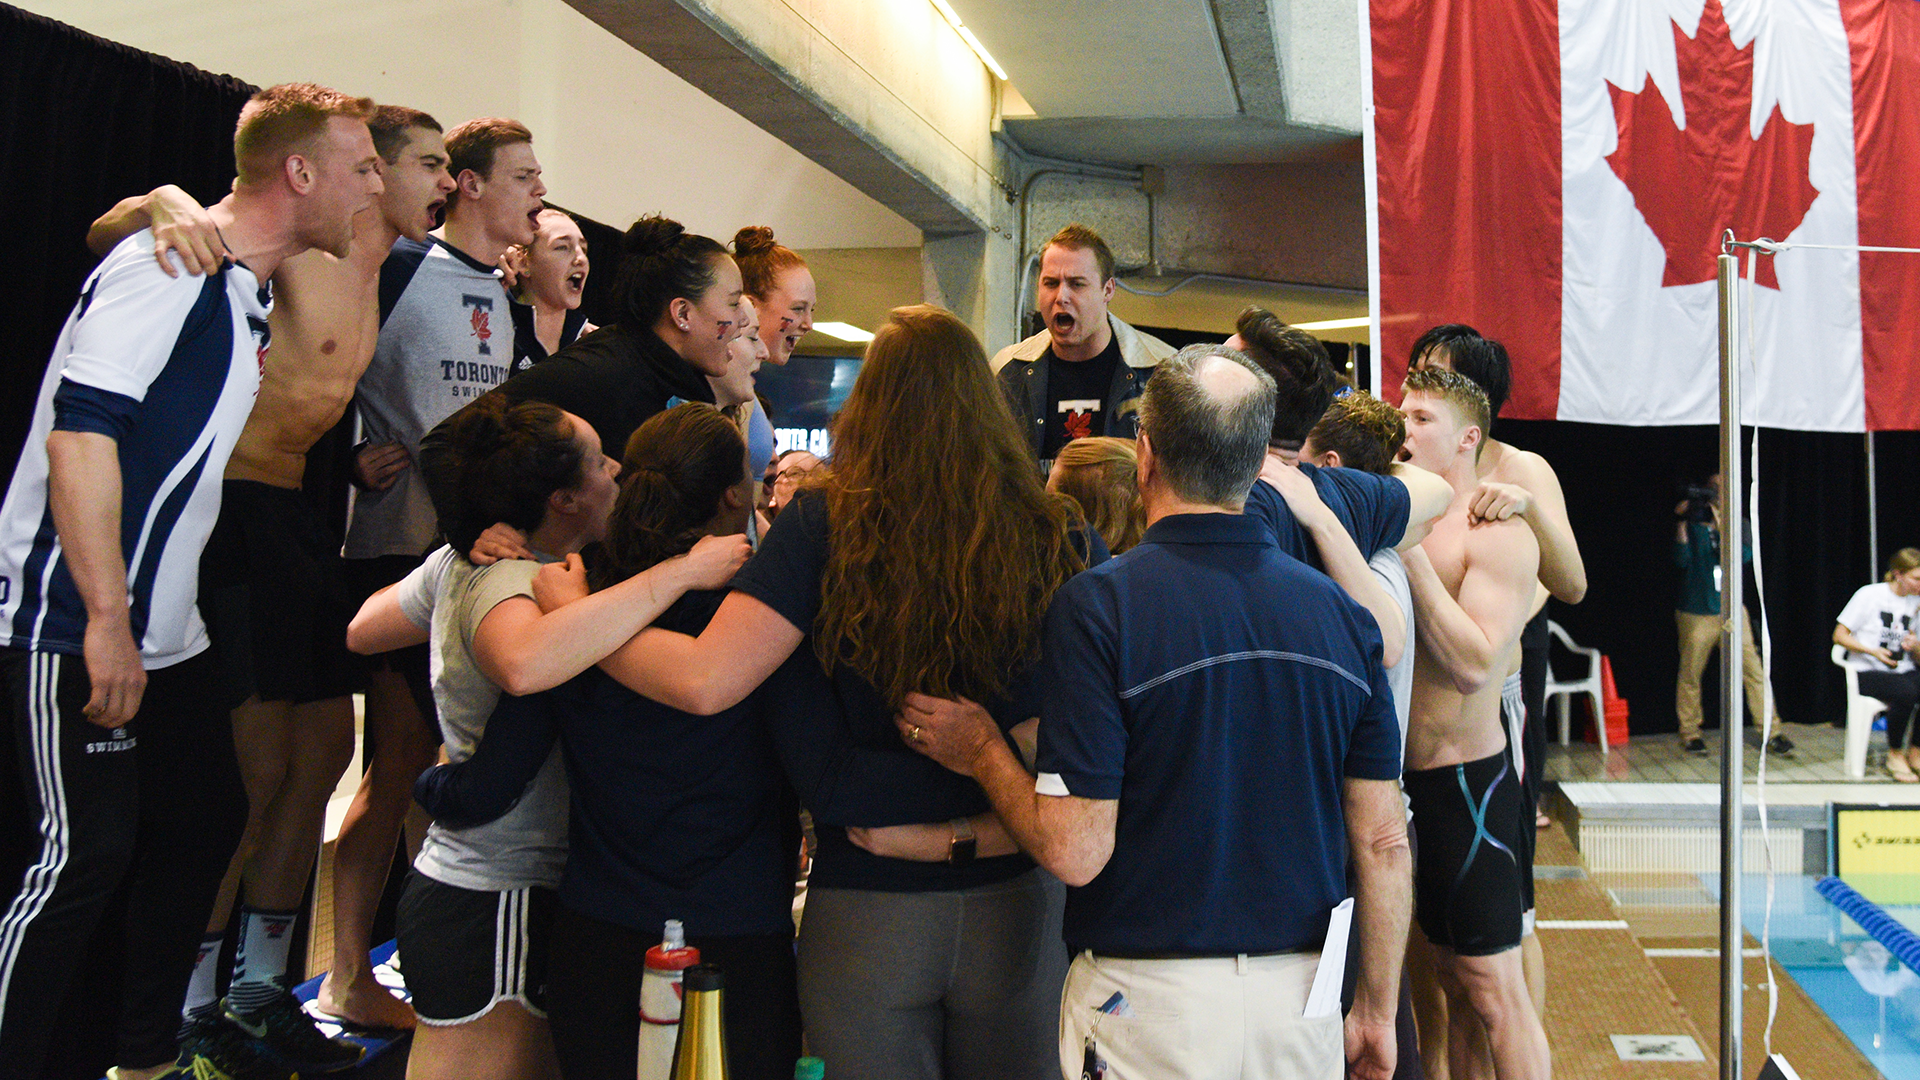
xmin=1142 ymin=320 xmax=1920 ymax=738
xmin=1 ymin=2 xmax=256 ymax=488
xmin=1501 ymin=420 xmax=1920 ymax=737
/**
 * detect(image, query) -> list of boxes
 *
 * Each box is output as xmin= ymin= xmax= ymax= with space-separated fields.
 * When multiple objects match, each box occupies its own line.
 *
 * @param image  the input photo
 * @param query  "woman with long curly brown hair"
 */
xmin=598 ymin=304 xmax=1100 ymax=1080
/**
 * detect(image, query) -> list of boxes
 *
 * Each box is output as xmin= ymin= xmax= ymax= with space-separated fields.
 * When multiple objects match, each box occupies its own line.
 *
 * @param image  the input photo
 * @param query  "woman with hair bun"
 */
xmin=734 ymin=226 xmax=815 ymax=366
xmin=413 ymin=403 xmax=803 ymax=1078
xmin=344 ymin=397 xmax=748 ymax=1079
xmin=469 ymin=214 xmax=743 ymax=465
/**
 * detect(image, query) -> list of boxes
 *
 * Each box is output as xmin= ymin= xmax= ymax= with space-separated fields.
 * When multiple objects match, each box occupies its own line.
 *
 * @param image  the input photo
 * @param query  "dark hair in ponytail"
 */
xmin=594 ymin=403 xmax=747 ymax=589
xmin=432 ymin=395 xmax=585 ymax=556
xmin=612 ymin=215 xmax=730 ymax=331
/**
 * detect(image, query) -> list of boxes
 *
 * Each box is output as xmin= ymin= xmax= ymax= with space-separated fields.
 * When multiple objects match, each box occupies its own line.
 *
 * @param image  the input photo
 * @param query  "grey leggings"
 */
xmin=797 ymin=869 xmax=1067 ymax=1080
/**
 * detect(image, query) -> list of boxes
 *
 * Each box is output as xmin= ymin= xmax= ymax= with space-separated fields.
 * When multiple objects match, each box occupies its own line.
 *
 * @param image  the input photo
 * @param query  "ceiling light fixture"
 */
xmin=812 ymin=321 xmax=876 ymax=343
xmin=930 ymin=0 xmax=1010 ymax=81
xmin=1289 ymin=316 xmax=1371 ymax=331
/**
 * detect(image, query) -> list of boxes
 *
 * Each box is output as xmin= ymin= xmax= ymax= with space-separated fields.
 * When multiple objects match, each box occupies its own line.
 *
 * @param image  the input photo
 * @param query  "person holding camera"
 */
xmin=1674 ymin=474 xmax=1789 ymax=757
xmin=1834 ymin=548 xmax=1920 ymax=781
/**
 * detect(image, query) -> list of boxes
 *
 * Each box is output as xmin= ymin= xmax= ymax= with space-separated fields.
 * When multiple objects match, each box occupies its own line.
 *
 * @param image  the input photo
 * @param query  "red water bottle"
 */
xmin=637 ymin=919 xmax=700 ymax=1080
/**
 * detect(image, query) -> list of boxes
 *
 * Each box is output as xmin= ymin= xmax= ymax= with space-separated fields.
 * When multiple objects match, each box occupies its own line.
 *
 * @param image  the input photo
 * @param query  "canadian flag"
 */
xmin=1367 ymin=0 xmax=1920 ymax=431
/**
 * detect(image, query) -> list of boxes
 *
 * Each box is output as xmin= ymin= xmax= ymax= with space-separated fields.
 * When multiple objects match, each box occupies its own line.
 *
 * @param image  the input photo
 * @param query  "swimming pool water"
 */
xmin=1715 ymin=872 xmax=1920 ymax=1078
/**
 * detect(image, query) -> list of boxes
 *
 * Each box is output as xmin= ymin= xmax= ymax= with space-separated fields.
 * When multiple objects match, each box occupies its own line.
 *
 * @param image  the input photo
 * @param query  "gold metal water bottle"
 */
xmin=668 ymin=964 xmax=729 ymax=1080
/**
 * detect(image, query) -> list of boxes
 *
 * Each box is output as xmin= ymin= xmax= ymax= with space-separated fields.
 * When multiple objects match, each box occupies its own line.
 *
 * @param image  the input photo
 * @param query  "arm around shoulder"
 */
xmin=599 ymin=590 xmax=804 ymax=714
xmin=1389 ymin=463 xmax=1450 ymax=551
xmin=87 ymin=186 xmax=222 ymax=276
xmin=88 ymin=195 xmax=152 ymax=258
xmin=1506 ymin=450 xmax=1587 ymax=604
xmin=347 ymin=583 xmax=429 ymax=655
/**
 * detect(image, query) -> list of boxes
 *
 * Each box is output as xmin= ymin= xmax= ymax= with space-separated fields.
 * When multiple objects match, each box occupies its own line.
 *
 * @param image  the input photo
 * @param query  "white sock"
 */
xmin=227 ymin=906 xmax=299 ymax=1014
xmin=178 ymin=930 xmax=225 ymax=1034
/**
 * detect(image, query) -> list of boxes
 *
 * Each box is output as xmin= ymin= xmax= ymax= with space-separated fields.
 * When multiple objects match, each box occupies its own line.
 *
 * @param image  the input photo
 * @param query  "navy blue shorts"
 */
xmin=1404 ymin=750 xmax=1526 ymax=957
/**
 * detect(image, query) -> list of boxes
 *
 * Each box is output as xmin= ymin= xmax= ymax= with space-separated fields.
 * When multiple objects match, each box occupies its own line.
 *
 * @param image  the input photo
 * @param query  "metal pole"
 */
xmin=1867 ymin=431 xmax=1880 ymax=580
xmin=1716 ymin=248 xmax=1744 ymax=1080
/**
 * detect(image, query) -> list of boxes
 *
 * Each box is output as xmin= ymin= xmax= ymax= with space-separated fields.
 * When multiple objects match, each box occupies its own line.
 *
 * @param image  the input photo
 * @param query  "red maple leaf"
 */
xmin=1604 ymin=0 xmax=1819 ymax=290
xmin=1064 ymin=409 xmax=1093 ymax=441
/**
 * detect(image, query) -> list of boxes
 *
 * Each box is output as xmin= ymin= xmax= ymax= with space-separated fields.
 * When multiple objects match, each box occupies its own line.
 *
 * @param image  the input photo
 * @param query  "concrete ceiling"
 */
xmin=954 ymin=0 xmax=1363 ymax=166
xmin=961 ymin=0 xmax=1240 ymax=118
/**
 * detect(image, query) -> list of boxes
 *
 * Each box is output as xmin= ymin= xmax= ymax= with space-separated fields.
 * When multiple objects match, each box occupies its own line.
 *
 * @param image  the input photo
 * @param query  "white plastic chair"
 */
xmin=1545 ymin=621 xmax=1607 ymax=754
xmin=1832 ymin=643 xmax=1889 ymax=779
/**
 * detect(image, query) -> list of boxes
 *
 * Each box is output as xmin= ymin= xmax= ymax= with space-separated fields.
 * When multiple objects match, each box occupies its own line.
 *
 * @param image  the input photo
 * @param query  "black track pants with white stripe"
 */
xmin=0 ymin=647 xmax=246 ymax=1073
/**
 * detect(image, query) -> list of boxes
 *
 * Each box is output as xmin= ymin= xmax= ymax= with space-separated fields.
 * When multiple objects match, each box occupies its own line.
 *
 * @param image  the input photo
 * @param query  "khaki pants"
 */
xmin=1058 ymin=949 xmax=1340 ymax=1080
xmin=1675 ymin=607 xmax=1779 ymax=741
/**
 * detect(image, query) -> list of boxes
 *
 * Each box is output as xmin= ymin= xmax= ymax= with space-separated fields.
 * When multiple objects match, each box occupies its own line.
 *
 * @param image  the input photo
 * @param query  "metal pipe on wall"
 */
xmin=1008 ymin=146 xmax=1148 ymax=330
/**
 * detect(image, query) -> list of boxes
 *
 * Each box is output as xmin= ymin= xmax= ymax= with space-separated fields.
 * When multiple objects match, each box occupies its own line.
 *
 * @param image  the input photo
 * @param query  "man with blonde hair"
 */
xmin=1396 ymin=366 xmax=1550 ymax=1080
xmin=89 ymin=101 xmax=460 ymax=1045
xmin=0 ymin=83 xmax=379 ymax=1079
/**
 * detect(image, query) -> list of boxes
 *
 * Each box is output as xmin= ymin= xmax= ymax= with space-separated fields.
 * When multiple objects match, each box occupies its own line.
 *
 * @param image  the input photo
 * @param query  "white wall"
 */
xmin=22 ymin=0 xmax=922 ymax=249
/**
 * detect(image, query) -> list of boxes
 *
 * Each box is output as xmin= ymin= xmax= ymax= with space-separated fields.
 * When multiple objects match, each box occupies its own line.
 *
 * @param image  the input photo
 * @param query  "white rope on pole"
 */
xmin=1715 ymin=238 xmax=1743 ymax=1080
xmin=1739 ymin=246 xmax=1781 ymax=1058
xmin=1714 ymin=227 xmax=1920 ymax=1064
xmin=1743 ymin=239 xmax=1920 ymax=254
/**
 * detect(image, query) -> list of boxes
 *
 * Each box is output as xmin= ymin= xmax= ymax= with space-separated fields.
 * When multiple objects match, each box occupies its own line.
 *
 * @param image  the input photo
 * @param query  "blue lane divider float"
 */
xmin=1816 ymin=876 xmax=1920 ymax=974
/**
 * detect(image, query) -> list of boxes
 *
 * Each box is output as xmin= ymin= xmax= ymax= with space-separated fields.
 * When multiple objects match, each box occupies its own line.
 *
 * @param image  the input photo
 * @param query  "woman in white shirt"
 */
xmin=1835 ymin=547 xmax=1920 ymax=781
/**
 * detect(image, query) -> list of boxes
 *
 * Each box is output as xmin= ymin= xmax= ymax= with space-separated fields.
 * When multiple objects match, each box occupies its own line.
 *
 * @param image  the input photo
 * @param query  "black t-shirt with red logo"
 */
xmin=1040 ymin=333 xmax=1123 ymax=462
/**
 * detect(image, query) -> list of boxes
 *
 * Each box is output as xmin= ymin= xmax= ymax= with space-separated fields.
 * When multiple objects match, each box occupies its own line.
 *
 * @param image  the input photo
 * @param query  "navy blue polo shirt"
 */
xmin=1243 ymin=462 xmax=1409 ymax=568
xmin=1033 ymin=511 xmax=1401 ymax=957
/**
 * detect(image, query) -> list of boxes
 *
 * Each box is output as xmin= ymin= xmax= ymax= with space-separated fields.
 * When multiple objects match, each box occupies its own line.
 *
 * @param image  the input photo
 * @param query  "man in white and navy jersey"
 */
xmin=0 ymin=84 xmax=380 ymax=1080
xmin=87 ymin=105 xmax=461 ymax=1041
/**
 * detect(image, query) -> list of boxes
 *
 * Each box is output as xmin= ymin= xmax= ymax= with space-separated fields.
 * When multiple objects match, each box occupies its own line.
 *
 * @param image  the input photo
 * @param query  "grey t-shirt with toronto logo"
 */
xmin=346 ymin=237 xmax=513 ymax=560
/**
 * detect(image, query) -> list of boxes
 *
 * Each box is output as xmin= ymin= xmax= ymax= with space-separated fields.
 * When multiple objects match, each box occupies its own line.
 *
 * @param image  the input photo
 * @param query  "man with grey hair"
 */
xmin=900 ymin=344 xmax=1411 ymax=1080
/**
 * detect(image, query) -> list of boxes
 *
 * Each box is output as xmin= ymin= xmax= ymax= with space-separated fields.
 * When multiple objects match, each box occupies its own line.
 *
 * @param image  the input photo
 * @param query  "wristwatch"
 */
xmin=947 ymin=817 xmax=977 ymax=866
